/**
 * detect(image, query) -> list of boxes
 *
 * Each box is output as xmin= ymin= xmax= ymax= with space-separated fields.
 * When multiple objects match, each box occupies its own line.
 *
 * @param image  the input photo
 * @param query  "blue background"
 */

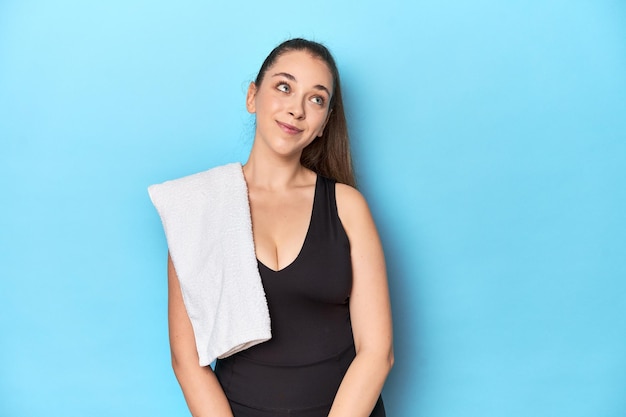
xmin=1 ymin=1 xmax=625 ymax=416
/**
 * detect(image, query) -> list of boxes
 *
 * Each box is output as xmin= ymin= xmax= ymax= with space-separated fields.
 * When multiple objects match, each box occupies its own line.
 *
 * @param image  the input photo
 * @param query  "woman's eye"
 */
xmin=277 ymin=83 xmax=290 ymax=93
xmin=311 ymin=96 xmax=325 ymax=106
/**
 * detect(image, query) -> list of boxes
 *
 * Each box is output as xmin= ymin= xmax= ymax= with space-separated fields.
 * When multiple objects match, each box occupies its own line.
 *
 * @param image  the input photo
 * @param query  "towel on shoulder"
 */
xmin=148 ymin=162 xmax=271 ymax=366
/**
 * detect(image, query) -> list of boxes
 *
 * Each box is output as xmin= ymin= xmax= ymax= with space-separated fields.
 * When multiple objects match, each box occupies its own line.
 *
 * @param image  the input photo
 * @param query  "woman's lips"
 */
xmin=276 ymin=121 xmax=303 ymax=135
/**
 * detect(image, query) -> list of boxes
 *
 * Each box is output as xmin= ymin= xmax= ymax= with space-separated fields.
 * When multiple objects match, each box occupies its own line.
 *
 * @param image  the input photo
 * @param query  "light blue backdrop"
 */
xmin=1 ymin=1 xmax=625 ymax=416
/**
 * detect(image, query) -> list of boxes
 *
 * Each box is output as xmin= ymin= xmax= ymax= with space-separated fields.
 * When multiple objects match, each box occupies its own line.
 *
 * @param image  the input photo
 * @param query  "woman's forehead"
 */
xmin=268 ymin=50 xmax=333 ymax=89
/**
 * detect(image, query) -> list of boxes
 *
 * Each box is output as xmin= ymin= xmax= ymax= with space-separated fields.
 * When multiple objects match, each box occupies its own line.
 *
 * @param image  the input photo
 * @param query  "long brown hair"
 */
xmin=254 ymin=38 xmax=356 ymax=188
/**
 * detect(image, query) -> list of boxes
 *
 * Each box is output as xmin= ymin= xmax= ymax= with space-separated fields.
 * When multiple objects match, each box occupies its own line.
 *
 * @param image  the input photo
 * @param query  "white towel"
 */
xmin=148 ymin=162 xmax=271 ymax=366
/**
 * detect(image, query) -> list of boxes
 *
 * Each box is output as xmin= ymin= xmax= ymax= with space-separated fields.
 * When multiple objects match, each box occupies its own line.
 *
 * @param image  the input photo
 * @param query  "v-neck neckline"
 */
xmin=256 ymin=175 xmax=320 ymax=274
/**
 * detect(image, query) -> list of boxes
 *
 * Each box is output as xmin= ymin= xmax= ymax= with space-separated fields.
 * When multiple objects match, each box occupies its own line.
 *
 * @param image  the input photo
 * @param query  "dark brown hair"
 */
xmin=254 ymin=38 xmax=356 ymax=188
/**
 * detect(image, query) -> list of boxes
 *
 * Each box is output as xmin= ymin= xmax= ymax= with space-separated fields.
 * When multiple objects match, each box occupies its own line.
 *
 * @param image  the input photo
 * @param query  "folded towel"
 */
xmin=148 ymin=162 xmax=271 ymax=366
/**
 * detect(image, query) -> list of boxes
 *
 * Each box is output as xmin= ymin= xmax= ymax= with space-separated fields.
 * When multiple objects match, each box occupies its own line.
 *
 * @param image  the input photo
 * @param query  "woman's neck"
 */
xmin=243 ymin=150 xmax=313 ymax=192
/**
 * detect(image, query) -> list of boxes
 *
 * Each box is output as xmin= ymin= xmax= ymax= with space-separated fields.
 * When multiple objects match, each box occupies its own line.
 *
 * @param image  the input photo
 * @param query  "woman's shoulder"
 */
xmin=335 ymin=182 xmax=363 ymax=204
xmin=335 ymin=182 xmax=373 ymax=231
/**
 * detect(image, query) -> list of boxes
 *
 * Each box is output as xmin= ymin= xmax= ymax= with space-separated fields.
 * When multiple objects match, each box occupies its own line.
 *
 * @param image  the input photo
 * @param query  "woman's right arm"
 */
xmin=168 ymin=254 xmax=234 ymax=417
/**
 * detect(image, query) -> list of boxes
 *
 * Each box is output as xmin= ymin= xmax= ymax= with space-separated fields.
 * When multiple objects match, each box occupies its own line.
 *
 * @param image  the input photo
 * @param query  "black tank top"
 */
xmin=215 ymin=176 xmax=386 ymax=416
xmin=239 ymin=174 xmax=354 ymax=365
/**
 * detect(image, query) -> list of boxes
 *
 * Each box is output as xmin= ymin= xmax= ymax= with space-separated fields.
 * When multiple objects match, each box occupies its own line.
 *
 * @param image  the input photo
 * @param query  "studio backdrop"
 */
xmin=1 ymin=1 xmax=625 ymax=416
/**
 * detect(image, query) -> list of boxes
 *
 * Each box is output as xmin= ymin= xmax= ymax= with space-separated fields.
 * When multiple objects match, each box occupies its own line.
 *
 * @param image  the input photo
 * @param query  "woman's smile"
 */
xmin=276 ymin=120 xmax=304 ymax=135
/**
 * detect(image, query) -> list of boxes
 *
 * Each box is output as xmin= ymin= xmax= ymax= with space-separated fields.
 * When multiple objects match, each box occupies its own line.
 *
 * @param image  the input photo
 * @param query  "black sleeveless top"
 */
xmin=215 ymin=176 xmax=386 ymax=416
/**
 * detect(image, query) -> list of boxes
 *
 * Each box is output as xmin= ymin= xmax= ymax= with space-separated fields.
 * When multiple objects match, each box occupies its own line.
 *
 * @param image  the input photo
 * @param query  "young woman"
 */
xmin=166 ymin=38 xmax=393 ymax=417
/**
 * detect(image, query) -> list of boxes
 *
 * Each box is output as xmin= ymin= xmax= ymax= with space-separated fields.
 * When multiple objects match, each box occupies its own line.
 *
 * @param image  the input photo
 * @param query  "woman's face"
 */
xmin=247 ymin=50 xmax=333 ymax=159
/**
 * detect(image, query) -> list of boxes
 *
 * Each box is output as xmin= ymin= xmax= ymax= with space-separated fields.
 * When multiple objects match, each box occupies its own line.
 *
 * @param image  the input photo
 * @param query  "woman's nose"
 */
xmin=288 ymin=97 xmax=305 ymax=120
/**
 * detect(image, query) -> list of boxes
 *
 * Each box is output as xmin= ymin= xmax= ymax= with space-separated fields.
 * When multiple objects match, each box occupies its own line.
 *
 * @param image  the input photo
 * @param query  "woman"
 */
xmin=166 ymin=38 xmax=393 ymax=416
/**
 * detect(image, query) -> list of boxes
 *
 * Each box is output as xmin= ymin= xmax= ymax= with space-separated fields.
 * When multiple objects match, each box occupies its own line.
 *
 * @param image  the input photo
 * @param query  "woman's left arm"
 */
xmin=329 ymin=184 xmax=394 ymax=417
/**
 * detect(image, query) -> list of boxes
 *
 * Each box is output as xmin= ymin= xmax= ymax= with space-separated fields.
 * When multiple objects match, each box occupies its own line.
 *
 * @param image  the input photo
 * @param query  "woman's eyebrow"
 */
xmin=272 ymin=72 xmax=331 ymax=96
xmin=272 ymin=72 xmax=296 ymax=81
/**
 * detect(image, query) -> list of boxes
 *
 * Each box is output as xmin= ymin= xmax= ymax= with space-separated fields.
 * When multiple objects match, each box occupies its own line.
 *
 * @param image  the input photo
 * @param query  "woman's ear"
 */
xmin=246 ymin=82 xmax=257 ymax=114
